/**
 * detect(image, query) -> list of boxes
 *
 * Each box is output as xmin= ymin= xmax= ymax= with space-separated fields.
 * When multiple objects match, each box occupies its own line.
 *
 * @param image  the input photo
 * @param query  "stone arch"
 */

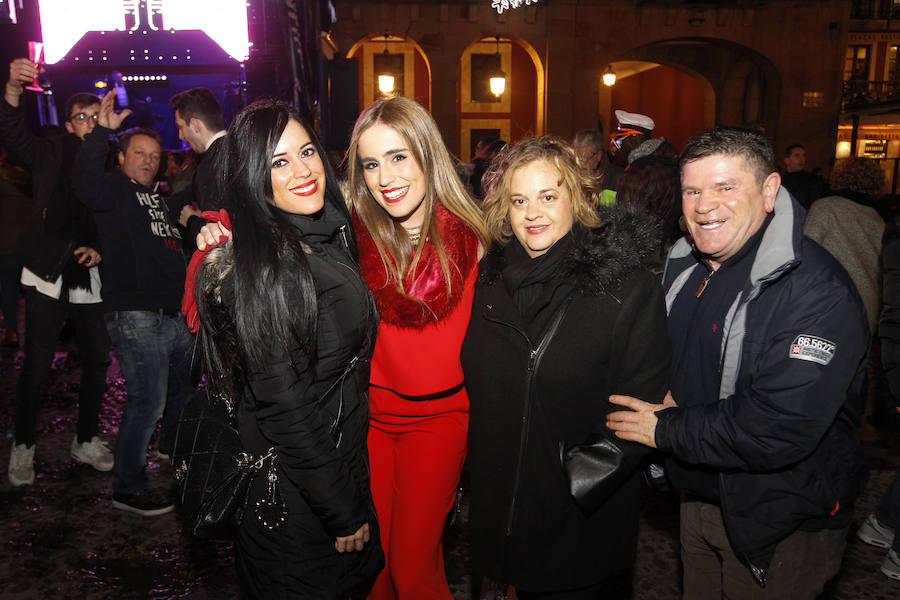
xmin=620 ymin=37 xmax=782 ymax=137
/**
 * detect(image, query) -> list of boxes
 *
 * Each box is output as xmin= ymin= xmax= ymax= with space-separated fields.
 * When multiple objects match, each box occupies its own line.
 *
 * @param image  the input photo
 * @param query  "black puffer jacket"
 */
xmin=461 ymin=207 xmax=670 ymax=592
xmin=196 ymin=204 xmax=384 ymax=598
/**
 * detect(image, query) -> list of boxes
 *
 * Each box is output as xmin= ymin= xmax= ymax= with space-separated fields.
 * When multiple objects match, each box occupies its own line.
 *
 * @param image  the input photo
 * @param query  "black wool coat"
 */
xmin=461 ymin=207 xmax=671 ymax=592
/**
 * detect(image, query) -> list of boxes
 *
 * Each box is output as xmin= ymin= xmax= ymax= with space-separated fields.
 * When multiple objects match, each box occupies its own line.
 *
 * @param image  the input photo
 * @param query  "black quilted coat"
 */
xmin=196 ymin=202 xmax=384 ymax=599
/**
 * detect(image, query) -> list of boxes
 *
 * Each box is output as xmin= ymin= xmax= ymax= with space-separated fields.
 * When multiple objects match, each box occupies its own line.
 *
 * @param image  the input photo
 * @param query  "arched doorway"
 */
xmin=617 ymin=38 xmax=782 ymax=139
xmin=602 ymin=60 xmax=712 ymax=152
xmin=457 ymin=36 xmax=544 ymax=162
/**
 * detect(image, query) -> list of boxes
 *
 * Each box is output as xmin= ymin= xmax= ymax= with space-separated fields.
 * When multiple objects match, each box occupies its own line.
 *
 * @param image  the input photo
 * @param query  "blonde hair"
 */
xmin=346 ymin=96 xmax=488 ymax=294
xmin=481 ymin=135 xmax=602 ymax=245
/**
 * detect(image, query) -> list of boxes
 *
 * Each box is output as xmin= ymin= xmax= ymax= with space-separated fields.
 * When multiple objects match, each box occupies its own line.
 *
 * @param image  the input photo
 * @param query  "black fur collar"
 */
xmin=478 ymin=204 xmax=660 ymax=296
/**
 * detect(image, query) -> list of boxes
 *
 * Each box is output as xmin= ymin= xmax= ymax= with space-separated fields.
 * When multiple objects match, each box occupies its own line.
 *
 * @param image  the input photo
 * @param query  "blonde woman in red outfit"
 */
xmin=346 ymin=97 xmax=487 ymax=599
xmin=197 ymin=97 xmax=486 ymax=597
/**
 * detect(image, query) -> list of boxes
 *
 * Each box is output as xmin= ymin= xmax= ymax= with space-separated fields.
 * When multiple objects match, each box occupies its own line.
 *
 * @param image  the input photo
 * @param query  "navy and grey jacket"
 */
xmin=655 ymin=187 xmax=870 ymax=584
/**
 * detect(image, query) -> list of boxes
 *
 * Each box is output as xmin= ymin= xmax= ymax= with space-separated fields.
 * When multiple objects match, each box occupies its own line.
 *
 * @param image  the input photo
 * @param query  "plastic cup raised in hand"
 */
xmin=25 ymin=41 xmax=44 ymax=92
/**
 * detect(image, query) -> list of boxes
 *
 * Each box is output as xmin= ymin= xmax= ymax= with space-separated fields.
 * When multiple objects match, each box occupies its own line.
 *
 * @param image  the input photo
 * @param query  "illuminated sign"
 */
xmin=37 ymin=0 xmax=251 ymax=64
xmin=491 ymin=0 xmax=540 ymax=14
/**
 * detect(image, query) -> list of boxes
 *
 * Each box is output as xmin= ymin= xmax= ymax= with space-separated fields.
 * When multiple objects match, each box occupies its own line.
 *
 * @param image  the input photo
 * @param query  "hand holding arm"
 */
xmin=335 ymin=523 xmax=371 ymax=553
xmin=606 ymin=392 xmax=677 ymax=449
xmin=97 ymin=90 xmax=131 ymax=130
xmin=197 ymin=221 xmax=231 ymax=250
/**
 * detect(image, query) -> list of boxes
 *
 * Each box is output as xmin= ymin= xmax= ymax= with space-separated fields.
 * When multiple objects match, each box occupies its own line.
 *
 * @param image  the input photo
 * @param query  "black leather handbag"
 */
xmin=171 ymin=389 xmax=283 ymax=539
xmin=532 ymin=293 xmax=644 ymax=517
xmin=562 ymin=432 xmax=643 ymax=516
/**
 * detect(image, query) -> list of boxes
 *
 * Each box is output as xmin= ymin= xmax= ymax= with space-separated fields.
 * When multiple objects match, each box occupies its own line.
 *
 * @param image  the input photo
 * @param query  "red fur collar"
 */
xmin=352 ymin=203 xmax=478 ymax=328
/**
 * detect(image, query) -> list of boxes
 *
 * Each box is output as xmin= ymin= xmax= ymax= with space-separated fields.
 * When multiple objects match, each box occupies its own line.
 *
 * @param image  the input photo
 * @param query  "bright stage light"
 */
xmin=37 ymin=0 xmax=251 ymax=64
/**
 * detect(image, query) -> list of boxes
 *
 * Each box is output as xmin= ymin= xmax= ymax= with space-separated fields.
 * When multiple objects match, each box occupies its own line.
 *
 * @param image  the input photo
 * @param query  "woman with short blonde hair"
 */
xmin=463 ymin=135 xmax=670 ymax=598
xmin=481 ymin=135 xmax=602 ymax=245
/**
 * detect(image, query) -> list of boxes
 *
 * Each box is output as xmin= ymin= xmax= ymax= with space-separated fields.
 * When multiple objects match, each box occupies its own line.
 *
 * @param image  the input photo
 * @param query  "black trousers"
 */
xmin=15 ymin=286 xmax=111 ymax=447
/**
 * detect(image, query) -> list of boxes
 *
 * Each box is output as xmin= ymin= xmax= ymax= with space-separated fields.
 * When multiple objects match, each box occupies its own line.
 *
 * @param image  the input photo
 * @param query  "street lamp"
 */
xmin=489 ymin=36 xmax=506 ymax=97
xmin=602 ymin=65 xmax=616 ymax=87
xmin=377 ymin=34 xmax=395 ymax=94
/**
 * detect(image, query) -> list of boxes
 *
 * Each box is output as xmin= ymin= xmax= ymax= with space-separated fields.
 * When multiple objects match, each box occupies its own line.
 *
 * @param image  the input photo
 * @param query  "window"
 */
xmin=890 ymin=45 xmax=899 ymax=82
xmin=470 ymin=53 xmax=503 ymax=103
xmin=845 ymin=45 xmax=870 ymax=81
xmin=802 ymin=91 xmax=824 ymax=108
xmin=863 ymin=140 xmax=886 ymax=159
xmin=851 ymin=0 xmax=875 ymax=18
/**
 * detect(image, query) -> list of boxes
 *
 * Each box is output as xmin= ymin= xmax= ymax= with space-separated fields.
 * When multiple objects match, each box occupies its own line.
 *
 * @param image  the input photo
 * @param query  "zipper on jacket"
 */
xmin=482 ymin=311 xmax=533 ymax=537
xmin=486 ymin=302 xmax=571 ymax=537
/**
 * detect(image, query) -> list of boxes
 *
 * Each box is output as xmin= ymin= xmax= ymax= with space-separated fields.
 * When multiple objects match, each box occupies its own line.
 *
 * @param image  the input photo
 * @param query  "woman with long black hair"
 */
xmin=192 ymin=100 xmax=383 ymax=598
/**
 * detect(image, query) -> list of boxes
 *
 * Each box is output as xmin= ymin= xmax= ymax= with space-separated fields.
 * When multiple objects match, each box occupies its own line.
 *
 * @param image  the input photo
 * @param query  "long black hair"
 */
xmin=197 ymin=100 xmax=348 ymax=382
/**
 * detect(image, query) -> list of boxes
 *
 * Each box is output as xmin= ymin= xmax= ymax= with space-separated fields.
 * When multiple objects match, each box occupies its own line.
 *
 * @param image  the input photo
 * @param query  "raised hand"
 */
xmin=8 ymin=57 xmax=39 ymax=89
xmin=97 ymin=90 xmax=132 ymax=131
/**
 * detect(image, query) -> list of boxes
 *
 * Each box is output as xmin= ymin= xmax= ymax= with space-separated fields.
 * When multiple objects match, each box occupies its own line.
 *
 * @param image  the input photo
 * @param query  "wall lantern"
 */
xmin=489 ymin=36 xmax=506 ymax=97
xmin=602 ymin=65 xmax=617 ymax=87
xmin=376 ymin=34 xmax=395 ymax=94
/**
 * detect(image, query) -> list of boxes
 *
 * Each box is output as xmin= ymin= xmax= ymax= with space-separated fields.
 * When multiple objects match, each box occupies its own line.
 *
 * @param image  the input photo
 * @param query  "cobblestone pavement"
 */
xmin=2 ymin=330 xmax=900 ymax=599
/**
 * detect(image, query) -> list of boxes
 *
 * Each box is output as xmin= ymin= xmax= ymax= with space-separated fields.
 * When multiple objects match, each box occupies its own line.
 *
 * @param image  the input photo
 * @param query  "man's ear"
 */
xmin=65 ymin=121 xmax=75 ymax=135
xmin=189 ymin=117 xmax=204 ymax=134
xmin=762 ymin=171 xmax=780 ymax=213
xmin=117 ymin=151 xmax=125 ymax=168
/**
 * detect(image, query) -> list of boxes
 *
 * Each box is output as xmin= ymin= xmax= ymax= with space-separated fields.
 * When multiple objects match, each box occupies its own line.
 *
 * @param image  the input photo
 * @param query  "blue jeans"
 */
xmin=105 ymin=310 xmax=193 ymax=495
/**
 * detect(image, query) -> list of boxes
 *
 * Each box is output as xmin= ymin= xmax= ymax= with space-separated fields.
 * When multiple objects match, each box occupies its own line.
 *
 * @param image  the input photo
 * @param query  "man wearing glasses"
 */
xmin=1 ymin=57 xmax=113 ymax=488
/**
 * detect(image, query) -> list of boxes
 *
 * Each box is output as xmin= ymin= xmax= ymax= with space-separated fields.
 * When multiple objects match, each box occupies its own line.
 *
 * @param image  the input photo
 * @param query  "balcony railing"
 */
xmin=842 ymin=79 xmax=900 ymax=110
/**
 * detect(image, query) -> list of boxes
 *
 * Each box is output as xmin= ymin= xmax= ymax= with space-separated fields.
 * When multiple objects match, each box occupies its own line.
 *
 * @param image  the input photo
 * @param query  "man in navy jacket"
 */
xmin=608 ymin=127 xmax=869 ymax=597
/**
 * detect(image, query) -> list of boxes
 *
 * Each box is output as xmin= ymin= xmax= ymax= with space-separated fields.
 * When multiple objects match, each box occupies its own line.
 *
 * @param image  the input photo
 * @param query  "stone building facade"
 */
xmin=328 ymin=0 xmax=850 ymax=168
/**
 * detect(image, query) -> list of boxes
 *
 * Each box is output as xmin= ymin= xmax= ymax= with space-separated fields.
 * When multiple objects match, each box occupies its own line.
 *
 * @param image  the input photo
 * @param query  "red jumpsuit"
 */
xmin=353 ymin=205 xmax=478 ymax=599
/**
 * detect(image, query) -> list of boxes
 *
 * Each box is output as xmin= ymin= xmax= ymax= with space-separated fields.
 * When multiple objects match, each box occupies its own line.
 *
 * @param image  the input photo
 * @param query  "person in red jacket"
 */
xmin=345 ymin=96 xmax=488 ymax=598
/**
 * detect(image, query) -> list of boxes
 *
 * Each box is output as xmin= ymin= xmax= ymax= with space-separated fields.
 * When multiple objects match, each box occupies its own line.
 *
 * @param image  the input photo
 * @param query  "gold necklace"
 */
xmin=405 ymin=226 xmax=422 ymax=246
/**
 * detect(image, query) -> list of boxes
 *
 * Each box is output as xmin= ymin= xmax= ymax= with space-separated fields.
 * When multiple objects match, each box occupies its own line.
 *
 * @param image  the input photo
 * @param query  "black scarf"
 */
xmin=502 ymin=231 xmax=575 ymax=332
xmin=280 ymin=199 xmax=347 ymax=251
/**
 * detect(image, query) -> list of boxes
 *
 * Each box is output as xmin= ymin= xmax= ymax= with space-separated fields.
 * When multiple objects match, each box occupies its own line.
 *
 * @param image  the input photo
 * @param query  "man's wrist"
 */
xmin=5 ymin=81 xmax=23 ymax=101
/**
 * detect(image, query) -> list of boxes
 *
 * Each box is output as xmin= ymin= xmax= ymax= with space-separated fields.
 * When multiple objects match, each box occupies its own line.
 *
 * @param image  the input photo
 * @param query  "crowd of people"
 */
xmin=2 ymin=52 xmax=900 ymax=599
